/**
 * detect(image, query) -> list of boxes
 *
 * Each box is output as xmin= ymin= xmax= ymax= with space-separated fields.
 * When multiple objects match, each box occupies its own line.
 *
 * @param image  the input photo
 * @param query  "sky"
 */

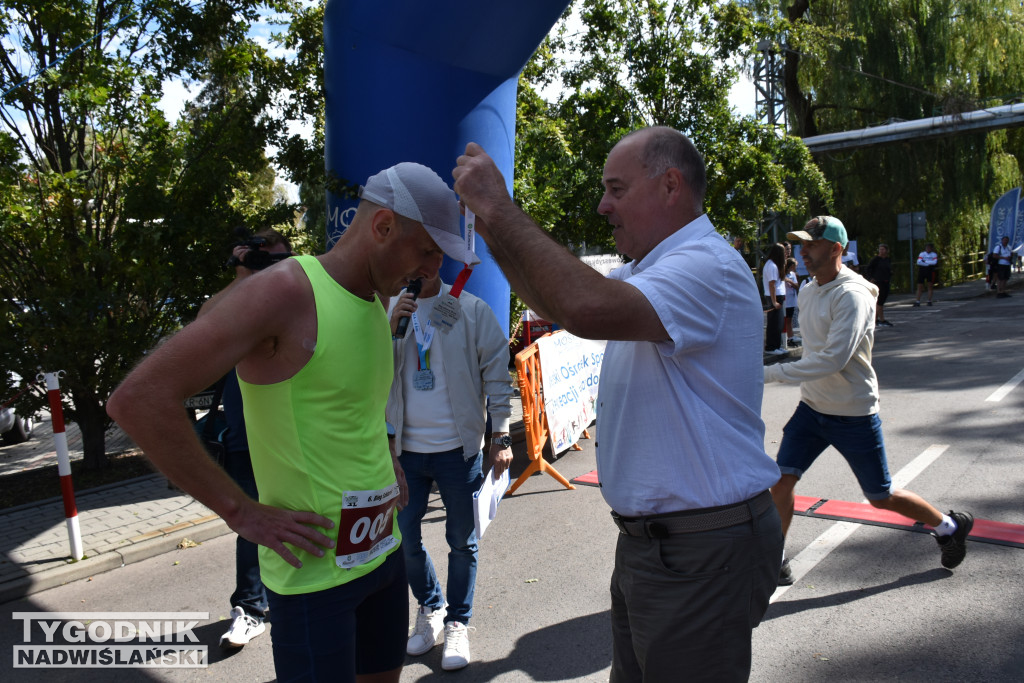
xmin=155 ymin=6 xmax=758 ymax=204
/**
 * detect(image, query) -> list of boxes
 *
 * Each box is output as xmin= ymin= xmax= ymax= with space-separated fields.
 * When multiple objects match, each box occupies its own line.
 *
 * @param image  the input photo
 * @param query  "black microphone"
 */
xmin=394 ymin=279 xmax=422 ymax=338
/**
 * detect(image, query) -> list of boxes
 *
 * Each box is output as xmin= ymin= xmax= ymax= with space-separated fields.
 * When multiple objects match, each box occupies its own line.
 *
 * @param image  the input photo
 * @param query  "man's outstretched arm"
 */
xmin=454 ymin=143 xmax=667 ymax=343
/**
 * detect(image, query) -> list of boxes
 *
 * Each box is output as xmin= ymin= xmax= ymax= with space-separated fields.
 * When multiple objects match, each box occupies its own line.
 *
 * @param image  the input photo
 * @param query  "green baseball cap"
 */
xmin=788 ymin=216 xmax=848 ymax=248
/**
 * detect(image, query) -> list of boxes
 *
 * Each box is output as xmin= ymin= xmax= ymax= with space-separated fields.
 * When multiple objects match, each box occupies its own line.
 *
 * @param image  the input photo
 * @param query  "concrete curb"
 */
xmin=0 ymin=517 xmax=231 ymax=604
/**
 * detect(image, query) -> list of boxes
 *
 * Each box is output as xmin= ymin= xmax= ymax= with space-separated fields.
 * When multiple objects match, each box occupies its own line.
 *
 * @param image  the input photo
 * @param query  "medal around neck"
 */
xmin=413 ymin=368 xmax=435 ymax=391
xmin=429 ymin=292 xmax=462 ymax=333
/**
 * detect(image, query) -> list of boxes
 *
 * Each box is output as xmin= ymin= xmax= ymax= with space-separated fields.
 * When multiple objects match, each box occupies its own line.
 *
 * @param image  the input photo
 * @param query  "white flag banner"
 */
xmin=534 ymin=331 xmax=606 ymax=455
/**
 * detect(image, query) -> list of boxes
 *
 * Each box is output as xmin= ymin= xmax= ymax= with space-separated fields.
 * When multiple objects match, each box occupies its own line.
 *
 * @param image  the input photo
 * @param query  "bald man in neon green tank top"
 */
xmin=109 ymin=163 xmax=480 ymax=682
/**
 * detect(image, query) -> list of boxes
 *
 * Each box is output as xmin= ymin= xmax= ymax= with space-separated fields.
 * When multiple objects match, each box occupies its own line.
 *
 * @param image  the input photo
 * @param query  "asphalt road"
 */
xmin=2 ymin=292 xmax=1023 ymax=682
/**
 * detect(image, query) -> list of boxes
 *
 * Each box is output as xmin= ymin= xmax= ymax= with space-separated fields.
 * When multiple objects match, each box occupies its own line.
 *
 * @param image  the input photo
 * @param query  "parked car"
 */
xmin=0 ymin=403 xmax=33 ymax=445
xmin=1 ymin=371 xmax=34 ymax=445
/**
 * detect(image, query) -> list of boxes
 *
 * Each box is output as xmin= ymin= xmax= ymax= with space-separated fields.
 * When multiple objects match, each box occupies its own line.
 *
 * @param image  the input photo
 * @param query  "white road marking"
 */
xmin=985 ymin=368 xmax=1024 ymax=402
xmin=771 ymin=444 xmax=950 ymax=603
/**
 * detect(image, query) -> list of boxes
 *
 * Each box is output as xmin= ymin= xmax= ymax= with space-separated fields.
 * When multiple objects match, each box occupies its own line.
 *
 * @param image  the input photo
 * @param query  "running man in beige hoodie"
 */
xmin=764 ymin=215 xmax=973 ymax=586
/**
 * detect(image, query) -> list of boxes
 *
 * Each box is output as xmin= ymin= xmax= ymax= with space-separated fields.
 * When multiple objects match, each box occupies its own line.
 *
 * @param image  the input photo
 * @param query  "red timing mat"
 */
xmin=795 ymin=496 xmax=1024 ymax=549
xmin=576 ymin=485 xmax=1024 ymax=548
xmin=571 ymin=470 xmax=600 ymax=487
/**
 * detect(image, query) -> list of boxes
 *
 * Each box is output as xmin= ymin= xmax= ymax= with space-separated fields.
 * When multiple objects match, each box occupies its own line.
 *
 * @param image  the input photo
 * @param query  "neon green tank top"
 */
xmin=239 ymin=255 xmax=399 ymax=595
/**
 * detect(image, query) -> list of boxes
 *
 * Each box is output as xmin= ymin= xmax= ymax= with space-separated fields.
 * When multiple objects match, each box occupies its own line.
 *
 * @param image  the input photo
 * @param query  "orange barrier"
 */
xmin=508 ymin=337 xmax=584 ymax=495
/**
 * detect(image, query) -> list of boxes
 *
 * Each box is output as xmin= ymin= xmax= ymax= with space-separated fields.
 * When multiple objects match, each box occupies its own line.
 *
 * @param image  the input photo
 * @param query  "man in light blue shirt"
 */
xmin=454 ymin=126 xmax=782 ymax=683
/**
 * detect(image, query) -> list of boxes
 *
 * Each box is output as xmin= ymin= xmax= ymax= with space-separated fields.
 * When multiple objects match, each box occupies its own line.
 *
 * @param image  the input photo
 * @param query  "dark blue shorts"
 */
xmin=776 ymin=401 xmax=893 ymax=500
xmin=266 ymin=549 xmax=408 ymax=682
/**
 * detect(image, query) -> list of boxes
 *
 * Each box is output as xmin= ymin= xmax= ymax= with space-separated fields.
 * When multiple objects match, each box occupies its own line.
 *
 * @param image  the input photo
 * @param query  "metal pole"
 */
xmin=40 ymin=370 xmax=83 ymax=561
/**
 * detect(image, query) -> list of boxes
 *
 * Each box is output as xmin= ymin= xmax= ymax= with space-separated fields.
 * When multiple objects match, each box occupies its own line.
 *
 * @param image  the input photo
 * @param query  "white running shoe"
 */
xmin=407 ymin=604 xmax=446 ymax=656
xmin=441 ymin=621 xmax=471 ymax=671
xmin=219 ymin=606 xmax=265 ymax=648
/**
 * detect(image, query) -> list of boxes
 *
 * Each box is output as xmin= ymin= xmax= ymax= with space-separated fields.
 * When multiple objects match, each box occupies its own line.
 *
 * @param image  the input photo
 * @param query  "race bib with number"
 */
xmin=335 ymin=483 xmax=400 ymax=569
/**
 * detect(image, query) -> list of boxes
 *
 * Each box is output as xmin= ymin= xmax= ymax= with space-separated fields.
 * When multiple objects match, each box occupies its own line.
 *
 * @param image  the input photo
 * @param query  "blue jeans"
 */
xmin=223 ymin=449 xmax=267 ymax=620
xmin=398 ymin=448 xmax=483 ymax=625
xmin=776 ymin=401 xmax=893 ymax=500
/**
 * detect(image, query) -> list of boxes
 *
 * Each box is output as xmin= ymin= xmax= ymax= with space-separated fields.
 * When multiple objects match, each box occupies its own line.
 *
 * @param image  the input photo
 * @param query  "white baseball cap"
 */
xmin=359 ymin=162 xmax=480 ymax=266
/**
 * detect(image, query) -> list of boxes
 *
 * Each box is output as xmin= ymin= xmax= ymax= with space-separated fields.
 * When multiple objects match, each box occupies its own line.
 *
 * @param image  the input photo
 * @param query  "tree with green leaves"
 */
xmin=516 ymin=0 xmax=830 ymax=254
xmin=0 ymin=0 xmax=294 ymax=468
xmin=778 ymin=0 xmax=1024 ymax=287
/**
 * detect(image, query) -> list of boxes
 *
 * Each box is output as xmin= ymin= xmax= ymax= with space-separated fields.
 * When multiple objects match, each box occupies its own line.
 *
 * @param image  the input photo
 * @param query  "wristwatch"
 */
xmin=491 ymin=434 xmax=512 ymax=448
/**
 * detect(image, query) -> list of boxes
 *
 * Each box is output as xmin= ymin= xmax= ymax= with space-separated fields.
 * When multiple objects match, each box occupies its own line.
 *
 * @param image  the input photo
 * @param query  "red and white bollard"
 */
xmin=40 ymin=371 xmax=83 ymax=561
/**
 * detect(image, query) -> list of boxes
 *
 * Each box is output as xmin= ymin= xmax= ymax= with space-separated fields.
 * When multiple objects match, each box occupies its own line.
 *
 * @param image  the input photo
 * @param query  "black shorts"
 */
xmin=997 ymin=264 xmax=1011 ymax=281
xmin=266 ymin=550 xmax=408 ymax=680
xmin=916 ymin=265 xmax=936 ymax=284
xmin=875 ymin=281 xmax=890 ymax=306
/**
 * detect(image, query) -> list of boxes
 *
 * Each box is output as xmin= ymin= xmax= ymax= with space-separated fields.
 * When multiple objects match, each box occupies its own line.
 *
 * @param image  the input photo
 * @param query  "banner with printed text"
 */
xmin=535 ymin=331 xmax=606 ymax=455
xmin=1016 ymin=193 xmax=1024 ymax=253
xmin=988 ymin=187 xmax=1020 ymax=252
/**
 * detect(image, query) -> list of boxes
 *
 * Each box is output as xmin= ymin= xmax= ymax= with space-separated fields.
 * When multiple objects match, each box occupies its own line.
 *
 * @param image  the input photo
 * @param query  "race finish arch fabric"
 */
xmin=324 ymin=0 xmax=572 ymax=334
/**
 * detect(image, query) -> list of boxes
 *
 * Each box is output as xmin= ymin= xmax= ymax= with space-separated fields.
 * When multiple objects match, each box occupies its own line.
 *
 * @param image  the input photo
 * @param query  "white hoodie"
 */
xmin=764 ymin=266 xmax=880 ymax=416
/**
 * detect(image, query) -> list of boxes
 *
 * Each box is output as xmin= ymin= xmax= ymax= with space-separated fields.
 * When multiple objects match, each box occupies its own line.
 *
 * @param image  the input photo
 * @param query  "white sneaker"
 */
xmin=768 ymin=348 xmax=789 ymax=356
xmin=441 ymin=622 xmax=471 ymax=671
xmin=407 ymin=605 xmax=446 ymax=656
xmin=219 ymin=606 xmax=265 ymax=648
xmin=789 ymin=336 xmax=801 ymax=344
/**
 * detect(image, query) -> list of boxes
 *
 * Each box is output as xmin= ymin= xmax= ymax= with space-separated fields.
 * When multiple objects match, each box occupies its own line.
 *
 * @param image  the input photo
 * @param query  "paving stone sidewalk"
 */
xmin=0 ymin=395 xmax=526 ymax=604
xmin=0 ymin=415 xmax=228 ymax=603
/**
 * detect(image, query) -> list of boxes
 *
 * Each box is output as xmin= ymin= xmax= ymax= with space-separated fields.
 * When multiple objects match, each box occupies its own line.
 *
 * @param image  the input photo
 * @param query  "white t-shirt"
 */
xmin=762 ymin=260 xmax=785 ymax=297
xmin=399 ymin=294 xmax=461 ymax=453
xmin=994 ymin=243 xmax=1012 ymax=266
xmin=784 ymin=272 xmax=799 ymax=309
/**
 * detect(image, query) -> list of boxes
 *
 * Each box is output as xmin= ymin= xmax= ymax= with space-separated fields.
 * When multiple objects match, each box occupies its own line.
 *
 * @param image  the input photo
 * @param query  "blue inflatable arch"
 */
xmin=324 ymin=0 xmax=572 ymax=334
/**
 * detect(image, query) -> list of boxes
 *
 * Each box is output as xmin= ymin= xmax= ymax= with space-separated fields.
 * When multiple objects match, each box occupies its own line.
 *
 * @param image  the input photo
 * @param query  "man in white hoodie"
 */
xmin=765 ymin=216 xmax=973 ymax=586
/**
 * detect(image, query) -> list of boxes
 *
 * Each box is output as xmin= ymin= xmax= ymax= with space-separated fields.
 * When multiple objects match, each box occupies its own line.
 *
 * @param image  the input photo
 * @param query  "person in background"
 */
xmin=841 ymin=245 xmax=859 ymax=272
xmin=863 ymin=243 xmax=893 ymax=327
xmin=386 ymin=272 xmax=514 ymax=671
xmin=762 ymin=242 xmax=788 ymax=356
xmin=914 ymin=243 xmax=938 ymax=306
xmin=197 ymin=227 xmax=294 ymax=649
xmin=991 ymin=235 xmax=1013 ymax=299
xmin=766 ymin=216 xmax=973 ymax=586
xmin=784 ymin=257 xmax=801 ymax=347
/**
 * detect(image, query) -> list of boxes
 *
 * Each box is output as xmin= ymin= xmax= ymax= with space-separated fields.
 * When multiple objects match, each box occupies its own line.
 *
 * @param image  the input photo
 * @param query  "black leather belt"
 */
xmin=611 ymin=490 xmax=774 ymax=538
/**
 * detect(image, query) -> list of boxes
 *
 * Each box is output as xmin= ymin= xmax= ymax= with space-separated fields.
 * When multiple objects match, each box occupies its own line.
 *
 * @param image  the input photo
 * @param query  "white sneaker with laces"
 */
xmin=407 ymin=604 xmax=446 ymax=656
xmin=441 ymin=622 xmax=471 ymax=671
xmin=220 ymin=606 xmax=265 ymax=648
xmin=768 ymin=348 xmax=789 ymax=356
